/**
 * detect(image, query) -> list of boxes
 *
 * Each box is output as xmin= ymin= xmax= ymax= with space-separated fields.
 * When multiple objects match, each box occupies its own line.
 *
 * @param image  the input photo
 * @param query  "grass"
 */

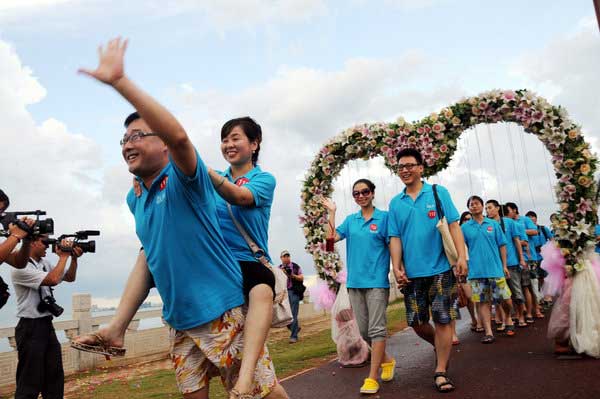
xmin=69 ymin=300 xmax=407 ymax=398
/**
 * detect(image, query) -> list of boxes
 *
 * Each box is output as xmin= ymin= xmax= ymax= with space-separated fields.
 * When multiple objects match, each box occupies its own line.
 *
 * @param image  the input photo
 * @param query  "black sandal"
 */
xmin=481 ymin=335 xmax=495 ymax=344
xmin=433 ymin=372 xmax=455 ymax=393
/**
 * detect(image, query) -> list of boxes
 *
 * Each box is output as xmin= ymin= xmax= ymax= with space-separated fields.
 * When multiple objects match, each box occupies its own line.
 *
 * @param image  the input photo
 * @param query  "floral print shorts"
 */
xmin=169 ymin=306 xmax=277 ymax=397
xmin=470 ymin=277 xmax=512 ymax=303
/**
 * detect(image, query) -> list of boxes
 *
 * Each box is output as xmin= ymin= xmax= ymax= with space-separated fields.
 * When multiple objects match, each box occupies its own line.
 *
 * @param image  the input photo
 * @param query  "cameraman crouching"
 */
xmin=11 ymin=235 xmax=82 ymax=399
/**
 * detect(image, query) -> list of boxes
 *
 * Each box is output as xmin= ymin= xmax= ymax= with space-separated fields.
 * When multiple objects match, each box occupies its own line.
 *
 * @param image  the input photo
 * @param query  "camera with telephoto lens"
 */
xmin=37 ymin=291 xmax=64 ymax=317
xmin=0 ymin=210 xmax=54 ymax=238
xmin=43 ymin=230 xmax=100 ymax=254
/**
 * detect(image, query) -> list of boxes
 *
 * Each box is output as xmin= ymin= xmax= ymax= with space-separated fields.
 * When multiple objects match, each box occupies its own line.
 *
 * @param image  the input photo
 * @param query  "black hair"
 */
xmin=525 ymin=210 xmax=537 ymax=218
xmin=486 ymin=199 xmax=505 ymax=217
xmin=0 ymin=189 xmax=9 ymax=210
xmin=352 ymin=179 xmax=376 ymax=192
xmin=124 ymin=112 xmax=141 ymax=128
xmin=549 ymin=213 xmax=558 ymax=222
xmin=221 ymin=117 xmax=262 ymax=165
xmin=396 ymin=148 xmax=423 ymax=165
xmin=459 ymin=211 xmax=472 ymax=225
xmin=467 ymin=195 xmax=484 ymax=207
xmin=505 ymin=202 xmax=519 ymax=214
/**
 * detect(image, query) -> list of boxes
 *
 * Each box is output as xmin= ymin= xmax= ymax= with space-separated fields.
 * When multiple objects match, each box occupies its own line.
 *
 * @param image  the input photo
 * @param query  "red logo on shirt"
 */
xmin=159 ymin=176 xmax=168 ymax=191
xmin=428 ymin=210 xmax=436 ymax=219
xmin=370 ymin=223 xmax=378 ymax=232
xmin=236 ymin=177 xmax=250 ymax=186
xmin=487 ymin=226 xmax=493 ymax=232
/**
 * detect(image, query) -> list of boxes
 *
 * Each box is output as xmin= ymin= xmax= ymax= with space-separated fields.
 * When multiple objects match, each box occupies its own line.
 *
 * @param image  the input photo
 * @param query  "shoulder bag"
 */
xmin=226 ymin=204 xmax=293 ymax=328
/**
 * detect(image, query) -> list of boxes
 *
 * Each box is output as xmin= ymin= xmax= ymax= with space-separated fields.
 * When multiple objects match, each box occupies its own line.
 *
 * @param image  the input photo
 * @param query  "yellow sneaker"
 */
xmin=380 ymin=358 xmax=396 ymax=382
xmin=359 ymin=378 xmax=379 ymax=394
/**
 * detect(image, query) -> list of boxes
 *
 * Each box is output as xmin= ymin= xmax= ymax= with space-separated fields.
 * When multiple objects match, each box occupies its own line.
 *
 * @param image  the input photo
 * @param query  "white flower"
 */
xmin=572 ymin=220 xmax=592 ymax=236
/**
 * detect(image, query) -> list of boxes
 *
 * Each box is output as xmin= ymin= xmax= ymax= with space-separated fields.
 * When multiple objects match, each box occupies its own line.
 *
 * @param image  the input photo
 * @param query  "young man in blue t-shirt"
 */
xmin=462 ymin=196 xmax=513 ymax=343
xmin=505 ymin=202 xmax=542 ymax=323
xmin=388 ymin=148 xmax=467 ymax=393
xmin=73 ymin=38 xmax=288 ymax=399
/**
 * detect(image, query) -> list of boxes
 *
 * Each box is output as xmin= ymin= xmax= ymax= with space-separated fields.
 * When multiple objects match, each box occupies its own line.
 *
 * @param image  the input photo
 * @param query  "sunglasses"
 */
xmin=352 ymin=188 xmax=372 ymax=198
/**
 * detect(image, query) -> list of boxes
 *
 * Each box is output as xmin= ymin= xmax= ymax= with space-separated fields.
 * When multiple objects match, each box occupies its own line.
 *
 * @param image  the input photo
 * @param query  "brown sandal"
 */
xmin=70 ymin=333 xmax=126 ymax=360
xmin=229 ymin=389 xmax=254 ymax=399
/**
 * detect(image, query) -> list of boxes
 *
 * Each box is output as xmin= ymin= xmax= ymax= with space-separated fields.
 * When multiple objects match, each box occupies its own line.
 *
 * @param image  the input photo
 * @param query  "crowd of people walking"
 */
xmin=0 ymin=36 xmax=561 ymax=399
xmin=319 ymin=147 xmax=556 ymax=395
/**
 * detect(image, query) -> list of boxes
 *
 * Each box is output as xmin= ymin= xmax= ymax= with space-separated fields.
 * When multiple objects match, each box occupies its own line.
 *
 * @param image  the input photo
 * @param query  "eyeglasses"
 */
xmin=352 ymin=188 xmax=372 ymax=198
xmin=120 ymin=130 xmax=159 ymax=146
xmin=397 ymin=163 xmax=420 ymax=171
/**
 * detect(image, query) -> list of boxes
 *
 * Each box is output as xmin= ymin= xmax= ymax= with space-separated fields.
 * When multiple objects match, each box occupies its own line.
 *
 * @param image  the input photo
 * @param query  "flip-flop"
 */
xmin=474 ymin=327 xmax=485 ymax=333
xmin=70 ymin=333 xmax=126 ymax=360
xmin=526 ymin=317 xmax=534 ymax=324
xmin=517 ymin=322 xmax=528 ymax=328
xmin=433 ymin=372 xmax=455 ymax=393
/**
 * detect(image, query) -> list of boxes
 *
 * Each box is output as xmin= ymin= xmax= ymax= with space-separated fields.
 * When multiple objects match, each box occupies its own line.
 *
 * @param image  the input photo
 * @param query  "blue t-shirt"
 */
xmin=215 ymin=166 xmax=275 ymax=263
xmin=127 ymin=151 xmax=244 ymax=330
xmin=595 ymin=224 xmax=600 ymax=254
xmin=461 ymin=217 xmax=507 ymax=279
xmin=497 ymin=217 xmax=521 ymax=267
xmin=336 ymin=208 xmax=390 ymax=289
xmin=533 ymin=225 xmax=553 ymax=260
xmin=388 ymin=182 xmax=460 ymax=278
xmin=514 ymin=216 xmax=539 ymax=261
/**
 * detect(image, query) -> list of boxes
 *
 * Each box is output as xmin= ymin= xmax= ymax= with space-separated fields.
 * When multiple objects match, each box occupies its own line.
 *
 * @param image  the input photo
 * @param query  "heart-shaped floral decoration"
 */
xmin=300 ymin=89 xmax=598 ymax=289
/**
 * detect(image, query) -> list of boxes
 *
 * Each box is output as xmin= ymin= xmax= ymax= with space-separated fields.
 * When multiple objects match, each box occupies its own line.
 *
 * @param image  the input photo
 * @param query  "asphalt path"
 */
xmin=281 ymin=309 xmax=600 ymax=398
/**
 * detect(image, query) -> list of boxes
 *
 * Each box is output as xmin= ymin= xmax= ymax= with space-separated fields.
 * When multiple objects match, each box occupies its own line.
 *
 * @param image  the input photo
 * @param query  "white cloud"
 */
xmin=0 ymin=37 xmax=141 ymax=315
xmin=514 ymin=18 xmax=600 ymax=148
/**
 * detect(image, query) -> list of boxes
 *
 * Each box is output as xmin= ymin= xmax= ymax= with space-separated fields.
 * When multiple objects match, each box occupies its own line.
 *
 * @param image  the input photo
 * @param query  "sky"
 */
xmin=0 ymin=0 xmax=599 ymax=324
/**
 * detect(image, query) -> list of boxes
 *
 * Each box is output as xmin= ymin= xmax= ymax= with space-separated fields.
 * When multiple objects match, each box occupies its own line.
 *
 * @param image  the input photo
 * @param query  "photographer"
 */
xmin=0 ymin=189 xmax=34 ymax=269
xmin=11 ymin=235 xmax=82 ymax=399
xmin=278 ymin=250 xmax=305 ymax=343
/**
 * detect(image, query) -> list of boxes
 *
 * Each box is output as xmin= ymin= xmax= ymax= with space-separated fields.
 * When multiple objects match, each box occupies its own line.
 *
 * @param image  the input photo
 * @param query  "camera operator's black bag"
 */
xmin=290 ymin=263 xmax=307 ymax=300
xmin=0 ymin=276 xmax=10 ymax=310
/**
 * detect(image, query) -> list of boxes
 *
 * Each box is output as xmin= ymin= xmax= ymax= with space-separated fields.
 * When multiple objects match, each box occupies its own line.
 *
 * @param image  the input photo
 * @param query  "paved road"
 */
xmin=281 ymin=310 xmax=600 ymax=398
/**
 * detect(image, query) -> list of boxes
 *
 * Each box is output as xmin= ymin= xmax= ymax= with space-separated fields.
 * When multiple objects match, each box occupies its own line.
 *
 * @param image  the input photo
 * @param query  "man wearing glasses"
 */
xmin=73 ymin=38 xmax=288 ymax=399
xmin=387 ymin=148 xmax=467 ymax=393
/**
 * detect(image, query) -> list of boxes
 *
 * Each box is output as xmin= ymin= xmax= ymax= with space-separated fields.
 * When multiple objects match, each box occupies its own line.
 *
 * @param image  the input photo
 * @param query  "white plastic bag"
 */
xmin=331 ymin=283 xmax=370 ymax=366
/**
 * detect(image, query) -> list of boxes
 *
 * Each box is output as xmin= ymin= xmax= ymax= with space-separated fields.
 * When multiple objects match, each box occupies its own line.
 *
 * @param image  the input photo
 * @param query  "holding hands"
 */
xmin=79 ymin=37 xmax=128 ymax=86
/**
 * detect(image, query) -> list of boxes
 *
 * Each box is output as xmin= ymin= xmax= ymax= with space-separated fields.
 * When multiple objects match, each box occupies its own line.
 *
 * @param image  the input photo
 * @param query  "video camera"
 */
xmin=43 ymin=230 xmax=100 ymax=254
xmin=0 ymin=210 xmax=54 ymax=238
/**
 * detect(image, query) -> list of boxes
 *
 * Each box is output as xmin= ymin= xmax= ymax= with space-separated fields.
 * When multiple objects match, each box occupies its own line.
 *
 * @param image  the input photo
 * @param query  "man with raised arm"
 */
xmin=74 ymin=38 xmax=287 ymax=399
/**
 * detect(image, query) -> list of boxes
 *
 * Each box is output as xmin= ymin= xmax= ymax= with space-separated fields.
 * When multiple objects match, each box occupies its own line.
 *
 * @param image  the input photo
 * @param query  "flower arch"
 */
xmin=300 ymin=89 xmax=598 ymax=290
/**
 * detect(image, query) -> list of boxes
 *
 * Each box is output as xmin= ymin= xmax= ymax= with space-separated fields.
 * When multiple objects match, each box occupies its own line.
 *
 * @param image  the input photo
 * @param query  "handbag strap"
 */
xmin=226 ymin=203 xmax=272 ymax=269
xmin=432 ymin=184 xmax=445 ymax=220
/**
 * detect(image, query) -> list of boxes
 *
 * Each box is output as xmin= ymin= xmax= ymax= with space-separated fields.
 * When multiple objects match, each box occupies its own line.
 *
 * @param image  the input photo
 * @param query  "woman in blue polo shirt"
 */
xmin=320 ymin=179 xmax=395 ymax=395
xmin=461 ymin=196 xmax=512 ymax=344
xmin=207 ymin=117 xmax=282 ymax=399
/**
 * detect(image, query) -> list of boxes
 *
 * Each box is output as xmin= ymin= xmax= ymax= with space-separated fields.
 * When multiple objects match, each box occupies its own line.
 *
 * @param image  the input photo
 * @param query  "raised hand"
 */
xmin=79 ymin=37 xmax=129 ymax=86
xmin=318 ymin=197 xmax=336 ymax=213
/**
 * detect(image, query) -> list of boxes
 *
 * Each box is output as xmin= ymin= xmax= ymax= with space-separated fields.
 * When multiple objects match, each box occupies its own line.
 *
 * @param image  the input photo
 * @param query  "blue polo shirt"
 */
xmin=595 ymin=225 xmax=600 ymax=254
xmin=388 ymin=182 xmax=460 ymax=278
xmin=514 ymin=216 xmax=538 ymax=261
xmin=497 ymin=217 xmax=521 ymax=267
xmin=336 ymin=208 xmax=390 ymax=289
xmin=215 ymin=165 xmax=275 ymax=263
xmin=127 ymin=150 xmax=244 ymax=330
xmin=461 ymin=217 xmax=506 ymax=279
